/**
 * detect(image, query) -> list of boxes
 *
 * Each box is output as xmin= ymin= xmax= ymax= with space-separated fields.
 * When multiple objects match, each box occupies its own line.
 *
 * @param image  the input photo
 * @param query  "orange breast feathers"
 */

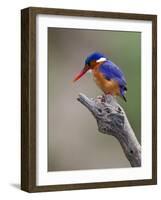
xmin=92 ymin=64 xmax=120 ymax=96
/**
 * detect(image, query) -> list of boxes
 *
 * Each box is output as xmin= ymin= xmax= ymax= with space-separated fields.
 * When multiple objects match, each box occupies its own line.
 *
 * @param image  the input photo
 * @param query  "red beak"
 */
xmin=73 ymin=65 xmax=90 ymax=82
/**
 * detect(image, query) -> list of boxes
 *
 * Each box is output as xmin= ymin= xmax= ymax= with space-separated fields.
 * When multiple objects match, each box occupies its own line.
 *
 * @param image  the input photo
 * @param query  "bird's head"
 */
xmin=73 ymin=52 xmax=108 ymax=82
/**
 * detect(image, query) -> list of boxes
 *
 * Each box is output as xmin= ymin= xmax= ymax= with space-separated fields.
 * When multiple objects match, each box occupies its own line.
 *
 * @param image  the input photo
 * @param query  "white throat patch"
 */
xmin=96 ymin=57 xmax=107 ymax=63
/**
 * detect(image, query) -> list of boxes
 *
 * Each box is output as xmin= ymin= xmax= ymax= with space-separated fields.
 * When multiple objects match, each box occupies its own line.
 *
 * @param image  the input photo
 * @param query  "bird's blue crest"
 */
xmin=85 ymin=52 xmax=108 ymax=65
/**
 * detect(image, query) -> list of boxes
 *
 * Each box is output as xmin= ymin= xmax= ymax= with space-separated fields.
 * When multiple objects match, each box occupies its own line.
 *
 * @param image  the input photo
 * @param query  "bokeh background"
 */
xmin=48 ymin=28 xmax=141 ymax=171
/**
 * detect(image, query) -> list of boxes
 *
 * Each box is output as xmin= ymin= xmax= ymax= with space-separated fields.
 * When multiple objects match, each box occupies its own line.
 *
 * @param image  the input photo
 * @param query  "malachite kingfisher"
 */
xmin=73 ymin=52 xmax=127 ymax=102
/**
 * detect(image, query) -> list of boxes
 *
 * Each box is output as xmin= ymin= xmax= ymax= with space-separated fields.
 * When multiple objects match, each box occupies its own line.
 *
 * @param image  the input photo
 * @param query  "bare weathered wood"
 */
xmin=77 ymin=93 xmax=141 ymax=167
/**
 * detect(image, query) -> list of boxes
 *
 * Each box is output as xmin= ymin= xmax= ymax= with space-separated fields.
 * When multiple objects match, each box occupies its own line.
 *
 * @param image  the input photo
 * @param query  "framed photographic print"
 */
xmin=21 ymin=7 xmax=157 ymax=192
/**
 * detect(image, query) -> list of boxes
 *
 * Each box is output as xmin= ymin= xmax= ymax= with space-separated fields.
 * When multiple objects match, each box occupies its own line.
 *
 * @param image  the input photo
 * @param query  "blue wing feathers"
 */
xmin=99 ymin=61 xmax=127 ymax=87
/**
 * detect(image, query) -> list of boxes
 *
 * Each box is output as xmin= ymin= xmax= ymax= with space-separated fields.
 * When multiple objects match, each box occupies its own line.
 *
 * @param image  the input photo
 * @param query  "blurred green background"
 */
xmin=48 ymin=28 xmax=141 ymax=171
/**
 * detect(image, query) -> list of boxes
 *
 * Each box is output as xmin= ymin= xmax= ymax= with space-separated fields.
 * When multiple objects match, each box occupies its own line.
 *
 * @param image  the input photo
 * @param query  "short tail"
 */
xmin=122 ymin=95 xmax=127 ymax=102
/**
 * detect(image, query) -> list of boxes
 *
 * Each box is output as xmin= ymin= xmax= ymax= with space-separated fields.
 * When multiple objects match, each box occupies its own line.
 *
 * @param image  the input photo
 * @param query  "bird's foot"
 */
xmin=96 ymin=93 xmax=115 ymax=103
xmin=95 ymin=95 xmax=107 ymax=103
xmin=101 ymin=94 xmax=106 ymax=103
xmin=95 ymin=95 xmax=103 ymax=103
xmin=104 ymin=93 xmax=116 ymax=104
